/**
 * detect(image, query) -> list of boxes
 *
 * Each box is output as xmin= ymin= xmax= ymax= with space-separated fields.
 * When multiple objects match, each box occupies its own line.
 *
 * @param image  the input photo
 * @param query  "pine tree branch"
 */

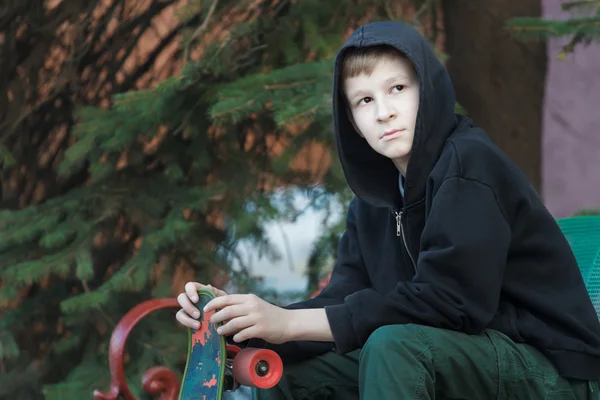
xmin=0 ymin=3 xmax=394 ymax=397
xmin=278 ymin=106 xmax=319 ymax=126
xmin=562 ymin=0 xmax=600 ymax=11
xmin=183 ymin=0 xmax=220 ymax=63
xmin=263 ymin=79 xmax=318 ymax=90
xmin=171 ymin=97 xmax=205 ymax=137
xmin=274 ymin=222 xmax=295 ymax=271
xmin=81 ymin=279 xmax=116 ymax=327
xmin=413 ymin=0 xmax=434 ymax=22
xmin=507 ymin=16 xmax=600 ymax=36
xmin=382 ymin=0 xmax=397 ymax=20
xmin=274 ymin=0 xmax=290 ymax=16
xmin=231 ymin=44 xmax=269 ymax=72
xmin=212 ymin=99 xmax=256 ymax=120
xmin=0 ymin=91 xmax=64 ymax=146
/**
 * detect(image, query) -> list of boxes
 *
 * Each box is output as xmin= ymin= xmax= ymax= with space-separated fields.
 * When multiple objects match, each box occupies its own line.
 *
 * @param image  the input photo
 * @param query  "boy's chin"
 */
xmin=377 ymin=148 xmax=411 ymax=161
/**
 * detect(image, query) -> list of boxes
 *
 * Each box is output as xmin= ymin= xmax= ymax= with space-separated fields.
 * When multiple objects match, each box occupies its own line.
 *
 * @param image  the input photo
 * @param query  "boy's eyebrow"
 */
xmin=384 ymin=75 xmax=410 ymax=84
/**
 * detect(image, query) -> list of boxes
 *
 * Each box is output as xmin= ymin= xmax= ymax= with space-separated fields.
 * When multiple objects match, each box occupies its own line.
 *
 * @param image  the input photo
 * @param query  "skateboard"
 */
xmin=178 ymin=288 xmax=283 ymax=400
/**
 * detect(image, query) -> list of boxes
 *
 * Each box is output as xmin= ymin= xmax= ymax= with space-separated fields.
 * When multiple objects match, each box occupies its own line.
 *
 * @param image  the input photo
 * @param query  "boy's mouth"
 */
xmin=381 ymin=129 xmax=405 ymax=140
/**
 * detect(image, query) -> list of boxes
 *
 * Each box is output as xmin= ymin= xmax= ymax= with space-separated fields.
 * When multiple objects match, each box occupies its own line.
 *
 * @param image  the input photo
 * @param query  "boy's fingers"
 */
xmin=211 ymin=304 xmax=249 ymax=324
xmin=217 ymin=315 xmax=252 ymax=337
xmin=184 ymin=282 xmax=227 ymax=303
xmin=204 ymin=294 xmax=248 ymax=312
xmin=177 ymin=293 xmax=201 ymax=319
xmin=206 ymin=284 xmax=218 ymax=297
xmin=232 ymin=326 xmax=257 ymax=343
xmin=185 ymin=282 xmax=202 ymax=302
xmin=176 ymin=309 xmax=201 ymax=329
xmin=206 ymin=284 xmax=227 ymax=297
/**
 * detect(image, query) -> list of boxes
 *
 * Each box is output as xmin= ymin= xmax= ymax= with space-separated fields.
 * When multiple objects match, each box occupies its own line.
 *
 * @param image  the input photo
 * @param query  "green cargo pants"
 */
xmin=252 ymin=324 xmax=600 ymax=399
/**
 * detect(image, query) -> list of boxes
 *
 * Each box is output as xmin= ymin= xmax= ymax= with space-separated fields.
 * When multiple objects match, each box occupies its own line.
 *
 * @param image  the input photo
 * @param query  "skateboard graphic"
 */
xmin=178 ymin=288 xmax=283 ymax=400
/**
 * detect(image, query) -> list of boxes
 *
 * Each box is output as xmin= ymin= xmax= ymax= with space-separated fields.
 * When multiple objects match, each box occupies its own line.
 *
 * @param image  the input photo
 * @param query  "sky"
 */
xmin=233 ymin=190 xmax=343 ymax=293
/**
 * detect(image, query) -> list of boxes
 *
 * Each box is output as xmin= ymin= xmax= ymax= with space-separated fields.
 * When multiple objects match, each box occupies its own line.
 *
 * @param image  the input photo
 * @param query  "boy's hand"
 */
xmin=175 ymin=282 xmax=227 ymax=329
xmin=204 ymin=294 xmax=291 ymax=345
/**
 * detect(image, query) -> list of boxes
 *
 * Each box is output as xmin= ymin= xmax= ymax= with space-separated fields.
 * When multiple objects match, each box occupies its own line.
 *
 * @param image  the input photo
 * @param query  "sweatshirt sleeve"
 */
xmin=324 ymin=177 xmax=511 ymax=354
xmin=241 ymin=198 xmax=371 ymax=361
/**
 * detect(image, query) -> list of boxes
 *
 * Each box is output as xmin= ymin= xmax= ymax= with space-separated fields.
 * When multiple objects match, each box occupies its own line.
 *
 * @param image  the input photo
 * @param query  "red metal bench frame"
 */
xmin=93 ymin=298 xmax=181 ymax=400
xmin=93 ymin=271 xmax=332 ymax=399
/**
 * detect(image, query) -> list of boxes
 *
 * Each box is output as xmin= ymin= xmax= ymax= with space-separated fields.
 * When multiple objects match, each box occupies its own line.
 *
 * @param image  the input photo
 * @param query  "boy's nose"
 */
xmin=377 ymin=110 xmax=396 ymax=123
xmin=376 ymin=102 xmax=397 ymax=122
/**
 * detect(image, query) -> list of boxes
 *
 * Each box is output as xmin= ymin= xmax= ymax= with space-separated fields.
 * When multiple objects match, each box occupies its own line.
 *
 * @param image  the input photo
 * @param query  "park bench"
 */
xmin=93 ymin=216 xmax=600 ymax=399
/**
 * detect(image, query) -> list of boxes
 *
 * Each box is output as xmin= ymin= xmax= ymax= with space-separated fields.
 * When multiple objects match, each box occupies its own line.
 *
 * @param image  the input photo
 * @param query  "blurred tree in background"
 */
xmin=0 ymin=0 xmax=445 ymax=398
xmin=442 ymin=0 xmax=548 ymax=191
xmin=506 ymin=0 xmax=600 ymax=218
xmin=508 ymin=0 xmax=600 ymax=59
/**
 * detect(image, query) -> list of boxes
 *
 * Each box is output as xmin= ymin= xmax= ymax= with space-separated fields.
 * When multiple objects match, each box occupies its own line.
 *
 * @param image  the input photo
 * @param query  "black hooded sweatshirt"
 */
xmin=248 ymin=21 xmax=600 ymax=380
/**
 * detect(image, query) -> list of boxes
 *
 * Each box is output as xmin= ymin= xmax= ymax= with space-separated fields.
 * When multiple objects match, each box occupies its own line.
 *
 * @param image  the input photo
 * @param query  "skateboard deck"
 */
xmin=178 ymin=288 xmax=284 ymax=400
xmin=179 ymin=288 xmax=226 ymax=400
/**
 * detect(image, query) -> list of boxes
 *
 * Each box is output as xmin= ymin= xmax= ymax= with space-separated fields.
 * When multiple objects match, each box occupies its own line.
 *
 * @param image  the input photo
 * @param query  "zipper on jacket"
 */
xmin=395 ymin=210 xmax=417 ymax=274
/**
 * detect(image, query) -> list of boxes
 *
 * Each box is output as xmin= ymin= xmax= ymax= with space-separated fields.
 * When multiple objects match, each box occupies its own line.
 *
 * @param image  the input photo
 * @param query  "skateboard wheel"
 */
xmin=226 ymin=344 xmax=241 ymax=359
xmin=232 ymin=348 xmax=283 ymax=389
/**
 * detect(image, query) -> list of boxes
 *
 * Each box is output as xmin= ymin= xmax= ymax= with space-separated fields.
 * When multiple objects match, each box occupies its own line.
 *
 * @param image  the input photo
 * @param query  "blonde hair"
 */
xmin=341 ymin=45 xmax=413 ymax=82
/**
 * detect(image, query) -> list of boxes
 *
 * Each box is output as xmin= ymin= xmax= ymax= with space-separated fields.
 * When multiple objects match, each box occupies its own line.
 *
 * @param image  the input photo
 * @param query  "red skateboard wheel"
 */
xmin=226 ymin=344 xmax=241 ymax=359
xmin=232 ymin=348 xmax=283 ymax=389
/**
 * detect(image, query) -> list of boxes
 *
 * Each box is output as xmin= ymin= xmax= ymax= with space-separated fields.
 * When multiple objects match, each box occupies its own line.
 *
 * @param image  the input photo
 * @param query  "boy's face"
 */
xmin=343 ymin=56 xmax=419 ymax=173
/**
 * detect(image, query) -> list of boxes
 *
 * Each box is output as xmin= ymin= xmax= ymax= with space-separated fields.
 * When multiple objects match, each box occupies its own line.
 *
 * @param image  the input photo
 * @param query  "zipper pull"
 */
xmin=395 ymin=211 xmax=401 ymax=237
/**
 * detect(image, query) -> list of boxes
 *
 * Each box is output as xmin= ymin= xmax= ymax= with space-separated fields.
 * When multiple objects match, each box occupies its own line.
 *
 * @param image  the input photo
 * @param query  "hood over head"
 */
xmin=332 ymin=21 xmax=458 ymax=208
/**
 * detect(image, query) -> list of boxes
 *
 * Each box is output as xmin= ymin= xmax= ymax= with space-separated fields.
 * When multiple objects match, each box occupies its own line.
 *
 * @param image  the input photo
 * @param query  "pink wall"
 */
xmin=542 ymin=0 xmax=600 ymax=217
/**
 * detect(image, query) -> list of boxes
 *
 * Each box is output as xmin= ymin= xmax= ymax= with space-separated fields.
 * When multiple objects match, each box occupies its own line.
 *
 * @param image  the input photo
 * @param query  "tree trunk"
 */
xmin=442 ymin=0 xmax=547 ymax=191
